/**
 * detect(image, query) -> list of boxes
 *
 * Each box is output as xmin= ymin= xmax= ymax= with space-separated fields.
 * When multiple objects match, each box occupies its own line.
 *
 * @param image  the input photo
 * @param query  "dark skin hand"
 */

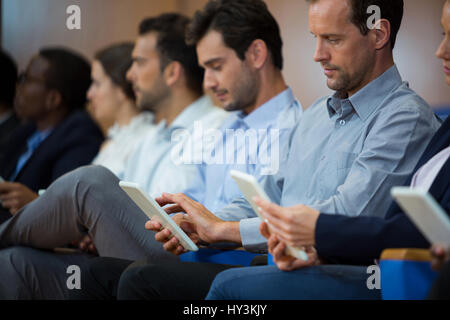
xmin=0 ymin=182 xmax=38 ymax=215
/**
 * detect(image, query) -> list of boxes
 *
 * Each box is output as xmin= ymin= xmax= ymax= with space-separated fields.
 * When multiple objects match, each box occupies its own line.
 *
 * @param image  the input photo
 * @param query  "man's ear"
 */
xmin=163 ymin=61 xmax=183 ymax=87
xmin=246 ymin=39 xmax=269 ymax=70
xmin=371 ymin=19 xmax=391 ymax=50
xmin=45 ymin=89 xmax=63 ymax=111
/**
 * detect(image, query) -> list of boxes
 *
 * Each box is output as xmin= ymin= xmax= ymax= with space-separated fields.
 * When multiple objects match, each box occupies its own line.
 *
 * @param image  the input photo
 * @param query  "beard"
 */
xmin=220 ymin=63 xmax=260 ymax=112
xmin=325 ymin=56 xmax=373 ymax=96
xmin=137 ymin=80 xmax=170 ymax=112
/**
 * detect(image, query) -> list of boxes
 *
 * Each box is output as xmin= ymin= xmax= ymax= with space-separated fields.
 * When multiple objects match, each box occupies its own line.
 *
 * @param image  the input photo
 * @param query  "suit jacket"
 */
xmin=0 ymin=109 xmax=104 ymax=192
xmin=315 ymin=117 xmax=450 ymax=265
xmin=0 ymin=112 xmax=20 ymax=159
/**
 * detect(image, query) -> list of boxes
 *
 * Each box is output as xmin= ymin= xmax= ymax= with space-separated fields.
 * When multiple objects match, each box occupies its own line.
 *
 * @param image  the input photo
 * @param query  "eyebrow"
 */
xmin=132 ymin=56 xmax=147 ymax=63
xmin=202 ymin=57 xmax=224 ymax=67
xmin=314 ymin=33 xmax=343 ymax=38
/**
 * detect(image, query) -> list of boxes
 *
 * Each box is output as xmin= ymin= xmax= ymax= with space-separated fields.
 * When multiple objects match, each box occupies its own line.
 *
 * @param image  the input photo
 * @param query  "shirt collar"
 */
xmin=236 ymin=87 xmax=296 ymax=130
xmin=327 ymin=65 xmax=403 ymax=121
xmin=169 ymin=95 xmax=214 ymax=132
xmin=28 ymin=128 xmax=53 ymax=147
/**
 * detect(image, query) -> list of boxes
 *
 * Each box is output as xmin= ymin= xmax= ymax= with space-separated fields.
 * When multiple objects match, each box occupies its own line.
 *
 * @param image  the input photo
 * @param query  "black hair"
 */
xmin=39 ymin=47 xmax=91 ymax=111
xmin=95 ymin=42 xmax=135 ymax=101
xmin=306 ymin=0 xmax=404 ymax=50
xmin=0 ymin=50 xmax=18 ymax=108
xmin=186 ymin=0 xmax=284 ymax=70
xmin=139 ymin=13 xmax=204 ymax=95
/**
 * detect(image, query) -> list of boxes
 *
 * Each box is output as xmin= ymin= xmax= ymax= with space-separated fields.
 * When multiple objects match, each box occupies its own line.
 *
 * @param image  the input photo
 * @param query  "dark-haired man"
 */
xmin=204 ymin=0 xmax=448 ymax=300
xmin=114 ymin=0 xmax=441 ymax=300
xmin=0 ymin=48 xmax=104 ymax=223
xmin=0 ymin=50 xmax=20 ymax=160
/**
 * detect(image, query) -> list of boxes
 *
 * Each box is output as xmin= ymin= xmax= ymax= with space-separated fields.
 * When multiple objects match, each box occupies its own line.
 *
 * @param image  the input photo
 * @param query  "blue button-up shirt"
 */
xmin=122 ymin=96 xmax=228 ymax=198
xmin=10 ymin=128 xmax=53 ymax=181
xmin=216 ymin=65 xmax=442 ymax=252
xmin=184 ymin=88 xmax=303 ymax=213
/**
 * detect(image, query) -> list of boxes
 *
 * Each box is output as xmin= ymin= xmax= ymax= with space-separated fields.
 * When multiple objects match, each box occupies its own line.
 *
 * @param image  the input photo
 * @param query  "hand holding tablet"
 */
xmin=230 ymin=170 xmax=309 ymax=261
xmin=119 ymin=182 xmax=199 ymax=252
xmin=391 ymin=187 xmax=450 ymax=247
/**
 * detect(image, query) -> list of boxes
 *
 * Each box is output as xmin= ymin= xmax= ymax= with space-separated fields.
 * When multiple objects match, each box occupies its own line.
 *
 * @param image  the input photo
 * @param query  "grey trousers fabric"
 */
xmin=0 ymin=166 xmax=178 ymax=299
xmin=0 ymin=247 xmax=94 ymax=299
xmin=0 ymin=165 xmax=176 ymax=262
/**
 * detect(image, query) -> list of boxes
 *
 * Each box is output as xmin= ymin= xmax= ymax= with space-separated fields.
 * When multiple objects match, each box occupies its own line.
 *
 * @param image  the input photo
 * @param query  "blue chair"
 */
xmin=180 ymin=248 xmax=260 ymax=266
xmin=380 ymin=249 xmax=438 ymax=300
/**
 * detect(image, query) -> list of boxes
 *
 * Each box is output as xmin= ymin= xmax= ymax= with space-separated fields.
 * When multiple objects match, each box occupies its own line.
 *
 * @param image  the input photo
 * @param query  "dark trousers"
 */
xmin=0 ymin=206 xmax=11 ymax=224
xmin=428 ymin=261 xmax=450 ymax=300
xmin=70 ymin=257 xmax=237 ymax=300
xmin=117 ymin=261 xmax=237 ymax=300
xmin=69 ymin=257 xmax=133 ymax=300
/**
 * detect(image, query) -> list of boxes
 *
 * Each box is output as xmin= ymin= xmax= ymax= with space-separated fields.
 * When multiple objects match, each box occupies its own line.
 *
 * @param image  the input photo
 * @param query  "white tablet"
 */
xmin=391 ymin=187 xmax=450 ymax=246
xmin=230 ymin=170 xmax=308 ymax=261
xmin=119 ymin=182 xmax=199 ymax=252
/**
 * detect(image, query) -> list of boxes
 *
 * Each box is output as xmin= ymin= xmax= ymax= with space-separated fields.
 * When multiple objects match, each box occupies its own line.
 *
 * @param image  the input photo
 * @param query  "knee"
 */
xmin=117 ymin=264 xmax=158 ymax=300
xmin=206 ymin=268 xmax=238 ymax=300
xmin=71 ymin=165 xmax=118 ymax=186
xmin=51 ymin=165 xmax=118 ymax=195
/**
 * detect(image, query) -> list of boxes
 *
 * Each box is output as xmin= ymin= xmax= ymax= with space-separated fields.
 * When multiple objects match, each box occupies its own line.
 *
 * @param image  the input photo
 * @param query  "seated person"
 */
xmin=88 ymin=42 xmax=155 ymax=178
xmin=0 ymin=48 xmax=104 ymax=222
xmin=0 ymin=9 xmax=301 ymax=300
xmin=0 ymin=0 xmax=440 ymax=300
xmin=86 ymin=0 xmax=441 ymax=300
xmin=0 ymin=50 xmax=20 ymax=159
xmin=203 ymin=0 xmax=450 ymax=300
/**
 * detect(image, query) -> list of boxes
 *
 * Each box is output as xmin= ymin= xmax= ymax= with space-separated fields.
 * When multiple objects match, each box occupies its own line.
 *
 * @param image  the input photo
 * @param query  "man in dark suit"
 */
xmin=0 ymin=50 xmax=20 ymax=159
xmin=0 ymin=48 xmax=104 ymax=223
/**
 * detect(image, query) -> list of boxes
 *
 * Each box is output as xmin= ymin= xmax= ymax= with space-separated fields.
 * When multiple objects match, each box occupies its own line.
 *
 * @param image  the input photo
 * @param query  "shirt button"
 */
xmin=340 ymin=120 xmax=346 ymax=126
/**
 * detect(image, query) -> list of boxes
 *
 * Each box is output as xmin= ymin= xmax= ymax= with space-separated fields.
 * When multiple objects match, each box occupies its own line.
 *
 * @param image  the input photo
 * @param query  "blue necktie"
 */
xmin=9 ymin=131 xmax=46 ymax=181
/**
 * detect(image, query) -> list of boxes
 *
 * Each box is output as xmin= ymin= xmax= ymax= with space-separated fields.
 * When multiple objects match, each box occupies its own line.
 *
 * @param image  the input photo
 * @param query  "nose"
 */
xmin=86 ymin=84 xmax=94 ymax=101
xmin=436 ymin=36 xmax=450 ymax=61
xmin=203 ymin=69 xmax=218 ymax=91
xmin=126 ymin=63 xmax=136 ymax=83
xmin=313 ymin=38 xmax=330 ymax=63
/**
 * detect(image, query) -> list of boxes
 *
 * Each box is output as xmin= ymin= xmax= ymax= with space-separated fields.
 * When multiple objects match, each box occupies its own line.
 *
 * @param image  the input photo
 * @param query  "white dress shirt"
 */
xmin=122 ymin=95 xmax=229 ymax=198
xmin=92 ymin=112 xmax=155 ymax=178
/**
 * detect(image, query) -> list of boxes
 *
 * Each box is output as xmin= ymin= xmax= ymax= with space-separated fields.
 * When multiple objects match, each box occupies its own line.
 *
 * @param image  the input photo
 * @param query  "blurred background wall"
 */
xmin=1 ymin=0 xmax=448 ymax=109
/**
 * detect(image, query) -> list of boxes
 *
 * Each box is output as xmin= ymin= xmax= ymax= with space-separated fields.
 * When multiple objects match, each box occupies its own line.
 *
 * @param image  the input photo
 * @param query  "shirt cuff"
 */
xmin=240 ymin=217 xmax=268 ymax=253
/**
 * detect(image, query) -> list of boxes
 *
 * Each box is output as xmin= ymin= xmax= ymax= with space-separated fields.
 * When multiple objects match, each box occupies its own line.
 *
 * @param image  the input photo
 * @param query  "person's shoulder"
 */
xmin=55 ymin=109 xmax=104 ymax=140
xmin=386 ymin=81 xmax=432 ymax=113
xmin=196 ymin=96 xmax=230 ymax=129
xmin=376 ymin=82 xmax=440 ymax=127
xmin=303 ymin=95 xmax=330 ymax=116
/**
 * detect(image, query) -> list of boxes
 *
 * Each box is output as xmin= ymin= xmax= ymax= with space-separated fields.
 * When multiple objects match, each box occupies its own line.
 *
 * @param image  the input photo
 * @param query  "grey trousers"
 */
xmin=0 ymin=165 xmax=177 ymax=299
xmin=0 ymin=247 xmax=93 ymax=300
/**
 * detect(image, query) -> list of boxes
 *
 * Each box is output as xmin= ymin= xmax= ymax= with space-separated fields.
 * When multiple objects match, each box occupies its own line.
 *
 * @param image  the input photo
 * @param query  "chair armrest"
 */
xmin=381 ymin=249 xmax=432 ymax=262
